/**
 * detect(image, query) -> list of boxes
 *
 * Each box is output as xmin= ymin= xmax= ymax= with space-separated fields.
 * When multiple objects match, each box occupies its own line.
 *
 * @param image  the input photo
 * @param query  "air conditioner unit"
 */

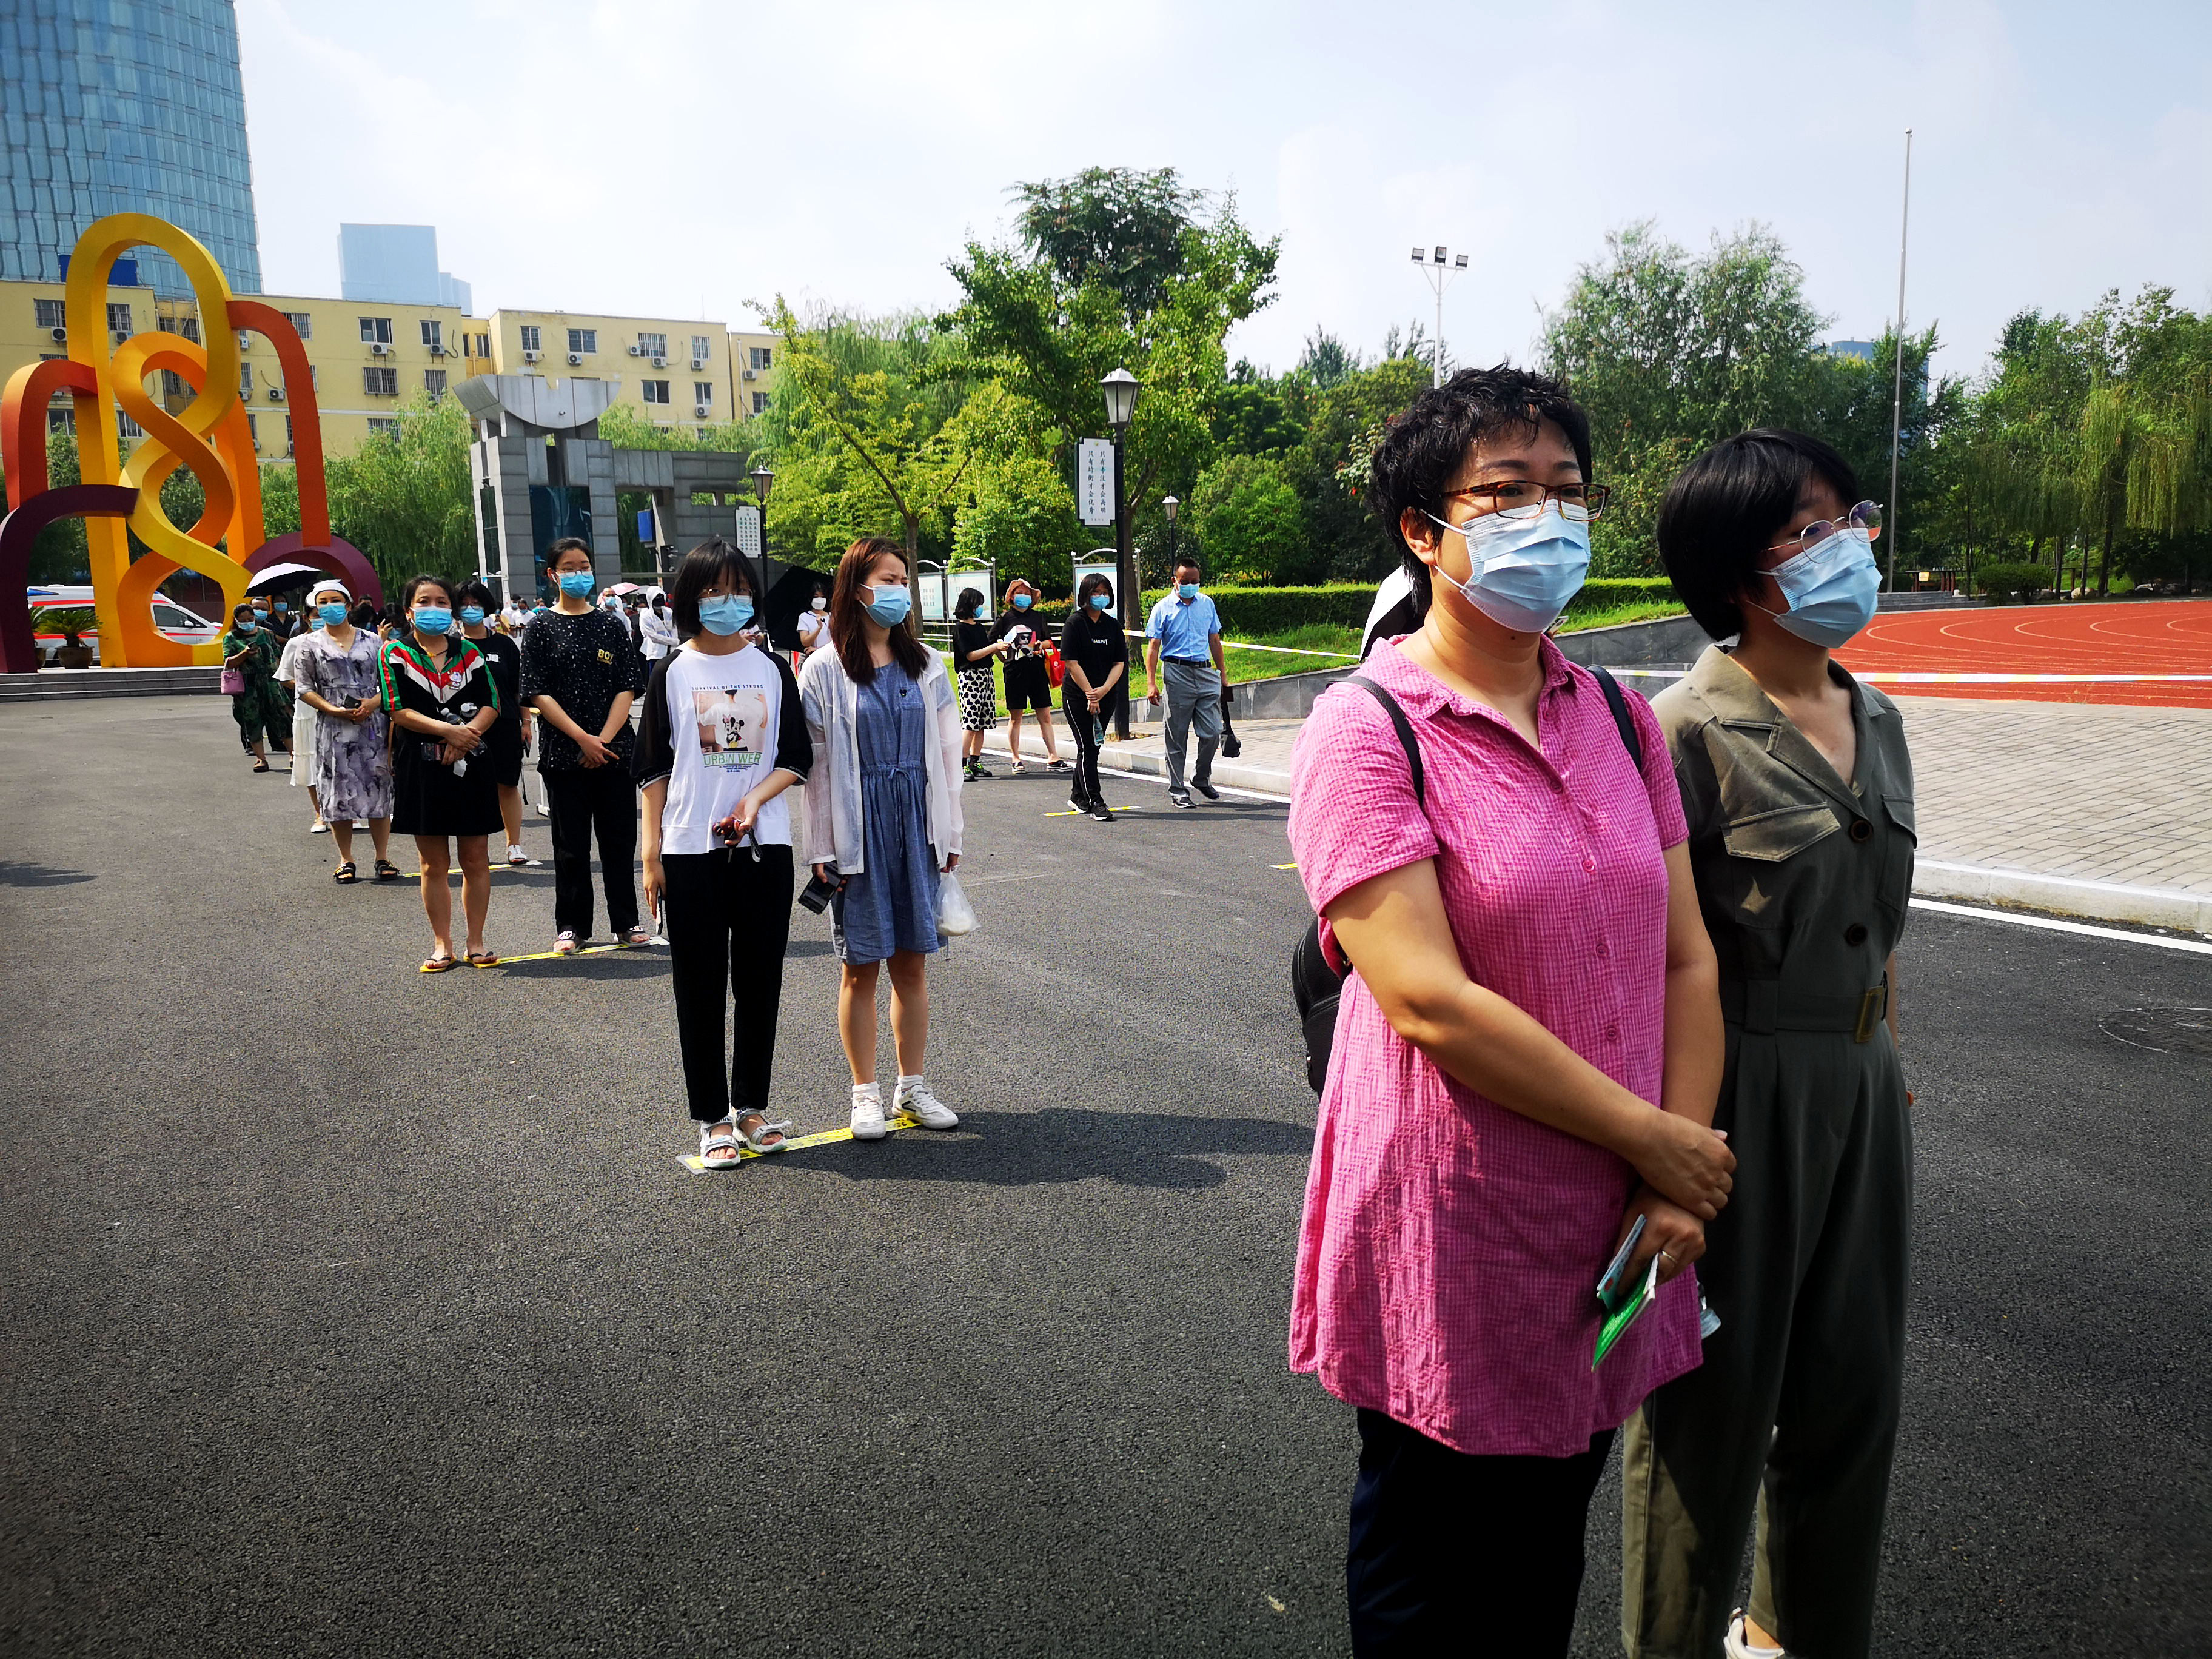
xmin=628 ymin=344 xmax=642 ymax=355
xmin=237 ymin=330 xmax=252 ymax=350
xmin=652 ymin=356 xmax=666 ymax=368
xmin=694 ymin=403 xmax=712 ymax=419
xmin=742 ymin=367 xmax=756 ymax=381
xmin=267 ymin=387 xmax=285 ymax=401
xmin=566 ymin=352 xmax=583 ymax=366
xmin=371 ymin=341 xmax=390 ymax=356
xmin=50 ymin=326 xmax=67 ymax=343
xmin=429 ymin=344 xmax=446 ymax=357
xmin=523 ymin=349 xmax=540 ymax=363
xmin=691 ymin=358 xmax=708 ymax=371
xmin=112 ymin=330 xmax=131 ymax=344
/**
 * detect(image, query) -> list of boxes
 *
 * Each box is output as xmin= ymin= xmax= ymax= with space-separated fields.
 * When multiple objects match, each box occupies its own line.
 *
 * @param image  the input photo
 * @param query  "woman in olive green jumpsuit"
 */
xmin=1622 ymin=431 xmax=1914 ymax=1659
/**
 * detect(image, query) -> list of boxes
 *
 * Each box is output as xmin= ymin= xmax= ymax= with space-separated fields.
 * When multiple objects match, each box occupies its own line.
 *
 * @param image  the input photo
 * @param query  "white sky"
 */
xmin=238 ymin=0 xmax=2212 ymax=386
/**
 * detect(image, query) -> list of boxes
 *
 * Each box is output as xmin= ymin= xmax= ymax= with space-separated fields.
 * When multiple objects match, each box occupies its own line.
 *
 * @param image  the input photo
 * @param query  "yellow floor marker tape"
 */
xmin=488 ymin=940 xmax=660 ymax=967
xmin=679 ymin=1112 xmax=922 ymax=1171
xmin=1273 ymin=862 xmax=1298 ymax=870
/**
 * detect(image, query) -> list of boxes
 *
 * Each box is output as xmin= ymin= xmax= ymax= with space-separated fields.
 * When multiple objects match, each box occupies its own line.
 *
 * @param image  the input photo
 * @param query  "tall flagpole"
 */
xmin=1886 ymin=129 xmax=1912 ymax=592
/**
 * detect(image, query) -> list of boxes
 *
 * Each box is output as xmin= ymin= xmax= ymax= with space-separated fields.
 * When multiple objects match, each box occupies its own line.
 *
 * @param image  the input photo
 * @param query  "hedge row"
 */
xmin=1020 ymin=577 xmax=1678 ymax=635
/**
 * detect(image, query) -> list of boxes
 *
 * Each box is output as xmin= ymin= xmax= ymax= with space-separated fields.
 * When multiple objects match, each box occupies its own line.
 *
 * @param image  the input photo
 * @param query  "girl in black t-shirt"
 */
xmin=990 ymin=578 xmax=1065 ymax=774
xmin=951 ymin=588 xmax=1005 ymax=782
xmin=1059 ymin=572 xmax=1128 ymax=820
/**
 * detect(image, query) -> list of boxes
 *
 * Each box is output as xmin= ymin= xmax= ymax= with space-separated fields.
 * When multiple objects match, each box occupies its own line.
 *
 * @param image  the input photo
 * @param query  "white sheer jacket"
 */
xmin=798 ymin=643 xmax=964 ymax=876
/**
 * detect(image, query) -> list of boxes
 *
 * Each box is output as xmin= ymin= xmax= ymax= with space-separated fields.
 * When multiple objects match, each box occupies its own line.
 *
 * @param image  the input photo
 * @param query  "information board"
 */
xmin=1078 ymin=438 xmax=1115 ymax=527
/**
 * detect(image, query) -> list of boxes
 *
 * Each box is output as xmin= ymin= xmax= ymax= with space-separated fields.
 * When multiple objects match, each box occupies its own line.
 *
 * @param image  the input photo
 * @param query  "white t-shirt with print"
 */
xmin=658 ymin=643 xmax=794 ymax=855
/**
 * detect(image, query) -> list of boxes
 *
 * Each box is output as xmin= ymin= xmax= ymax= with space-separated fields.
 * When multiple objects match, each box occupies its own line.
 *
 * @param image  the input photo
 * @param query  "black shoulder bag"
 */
xmin=1291 ymin=666 xmax=1645 ymax=1094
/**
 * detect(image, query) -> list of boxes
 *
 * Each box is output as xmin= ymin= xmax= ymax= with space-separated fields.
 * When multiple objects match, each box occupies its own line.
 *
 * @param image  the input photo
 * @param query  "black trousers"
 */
xmin=662 ymin=845 xmax=794 ymax=1122
xmin=543 ymin=764 xmax=638 ymax=938
xmin=1062 ymin=699 xmax=1111 ymax=804
xmin=1347 ymin=1409 xmax=1615 ymax=1657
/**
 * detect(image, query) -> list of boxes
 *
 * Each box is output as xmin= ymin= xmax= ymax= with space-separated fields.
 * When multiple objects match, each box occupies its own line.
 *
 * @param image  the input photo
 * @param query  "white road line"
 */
xmin=1909 ymin=898 xmax=2212 ymax=955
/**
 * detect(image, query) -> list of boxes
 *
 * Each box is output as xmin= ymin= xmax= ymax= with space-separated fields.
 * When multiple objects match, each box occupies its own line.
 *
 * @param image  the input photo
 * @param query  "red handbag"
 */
xmin=1045 ymin=641 xmax=1065 ymax=688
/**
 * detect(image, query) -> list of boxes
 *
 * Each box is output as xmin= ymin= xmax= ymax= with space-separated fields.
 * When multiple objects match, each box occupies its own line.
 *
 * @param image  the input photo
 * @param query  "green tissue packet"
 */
xmin=1593 ymin=1253 xmax=1661 ymax=1370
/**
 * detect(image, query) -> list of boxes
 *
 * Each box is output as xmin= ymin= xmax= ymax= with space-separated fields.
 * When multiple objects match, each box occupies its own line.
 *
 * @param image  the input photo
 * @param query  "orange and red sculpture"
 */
xmin=0 ymin=214 xmax=381 ymax=674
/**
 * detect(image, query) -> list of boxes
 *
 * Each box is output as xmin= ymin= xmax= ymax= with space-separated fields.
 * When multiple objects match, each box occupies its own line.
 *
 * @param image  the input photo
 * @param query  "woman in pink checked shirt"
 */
xmin=1288 ymin=367 xmax=1734 ymax=1657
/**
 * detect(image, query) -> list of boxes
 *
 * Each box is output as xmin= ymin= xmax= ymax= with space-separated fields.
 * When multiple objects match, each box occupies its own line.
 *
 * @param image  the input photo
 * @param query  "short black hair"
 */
xmin=1657 ymin=429 xmax=1862 ymax=640
xmin=455 ymin=578 xmax=494 ymax=612
xmin=547 ymin=537 xmax=592 ymax=571
xmin=953 ymin=587 xmax=982 ymax=620
xmin=1174 ymin=557 xmax=1202 ymax=579
xmin=1366 ymin=364 xmax=1594 ymax=622
xmin=668 ymin=537 xmax=754 ymax=639
xmin=1076 ymin=572 xmax=1115 ymax=613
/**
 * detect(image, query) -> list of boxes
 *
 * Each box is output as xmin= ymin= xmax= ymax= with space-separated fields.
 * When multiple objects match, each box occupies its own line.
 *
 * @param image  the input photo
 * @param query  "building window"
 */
xmin=420 ymin=319 xmax=443 ymax=350
xmin=107 ymin=303 xmax=133 ymax=334
xmin=163 ymin=370 xmax=187 ymax=398
xmin=158 ymin=315 xmax=201 ymax=342
xmin=118 ymin=408 xmax=144 ymax=439
xmin=359 ymin=316 xmax=393 ymax=344
xmin=749 ymin=346 xmax=772 ymax=371
xmin=568 ymin=327 xmax=597 ymax=355
xmin=642 ymin=380 xmax=670 ymax=404
xmin=693 ymin=383 xmax=713 ymax=407
xmin=286 ymin=415 xmax=295 ymax=452
xmin=240 ymin=363 xmax=253 ymax=398
xmin=367 ymin=418 xmax=400 ymax=440
xmin=35 ymin=297 xmax=66 ymax=329
xmin=47 ymin=407 xmax=74 ymax=435
xmin=637 ymin=332 xmax=668 ymax=358
xmin=283 ymin=311 xmax=312 ymax=340
xmin=364 ymin=366 xmax=399 ymax=396
xmin=751 ymin=391 xmax=770 ymax=415
xmin=247 ymin=412 xmax=258 ymax=447
xmin=691 ymin=335 xmax=711 ymax=363
xmin=424 ymin=369 xmax=447 ymax=400
xmin=520 ymin=324 xmax=541 ymax=354
xmin=474 ymin=333 xmax=490 ymax=357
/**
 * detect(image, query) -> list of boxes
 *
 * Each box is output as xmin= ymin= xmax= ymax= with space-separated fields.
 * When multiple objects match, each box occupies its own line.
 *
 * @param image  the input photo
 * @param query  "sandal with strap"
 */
xmin=699 ymin=1119 xmax=743 ymax=1170
xmin=420 ymin=952 xmax=459 ymax=973
xmin=553 ymin=930 xmax=581 ymax=956
xmin=333 ymin=861 xmax=358 ymax=883
xmin=737 ymin=1112 xmax=794 ymax=1153
xmin=373 ymin=859 xmax=402 ymax=882
xmin=251 ymin=758 xmax=270 ymax=773
xmin=618 ymin=926 xmax=654 ymax=947
xmin=1009 ymin=756 xmax=1027 ymax=774
xmin=466 ymin=950 xmax=500 ymax=968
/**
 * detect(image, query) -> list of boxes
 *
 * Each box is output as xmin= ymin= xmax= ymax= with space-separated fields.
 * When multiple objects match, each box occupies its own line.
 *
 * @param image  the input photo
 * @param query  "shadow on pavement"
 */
xmin=0 ymin=860 xmax=94 ymax=887
xmin=799 ymin=1107 xmax=1311 ymax=1190
xmin=492 ymin=954 xmax=671 ymax=981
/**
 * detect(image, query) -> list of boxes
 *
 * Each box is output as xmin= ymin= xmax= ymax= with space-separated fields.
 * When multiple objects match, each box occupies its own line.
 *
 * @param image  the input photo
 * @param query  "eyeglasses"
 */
xmin=1443 ymin=480 xmax=1610 ymax=524
xmin=1765 ymin=501 xmax=1882 ymax=558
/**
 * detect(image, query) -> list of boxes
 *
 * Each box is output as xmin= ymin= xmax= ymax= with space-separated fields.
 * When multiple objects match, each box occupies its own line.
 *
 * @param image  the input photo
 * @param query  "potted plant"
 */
xmin=41 ymin=607 xmax=99 ymax=669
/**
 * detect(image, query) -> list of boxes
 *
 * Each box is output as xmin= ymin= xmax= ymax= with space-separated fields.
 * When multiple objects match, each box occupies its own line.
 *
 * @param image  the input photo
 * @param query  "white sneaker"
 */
xmin=1725 ymin=1611 xmax=1786 ymax=1659
xmin=506 ymin=844 xmax=530 ymax=866
xmin=850 ymin=1083 xmax=887 ymax=1141
xmin=893 ymin=1076 xmax=959 ymax=1130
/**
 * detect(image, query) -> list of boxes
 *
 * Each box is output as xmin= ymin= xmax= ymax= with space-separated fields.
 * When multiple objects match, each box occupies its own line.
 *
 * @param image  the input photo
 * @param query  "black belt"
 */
xmin=1721 ymin=979 xmax=1889 ymax=1042
xmin=1164 ymin=655 xmax=1211 ymax=666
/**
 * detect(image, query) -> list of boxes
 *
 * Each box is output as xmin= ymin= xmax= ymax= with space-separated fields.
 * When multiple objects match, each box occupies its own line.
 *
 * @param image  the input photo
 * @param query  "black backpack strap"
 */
xmin=1589 ymin=665 xmax=1643 ymax=771
xmin=1345 ymin=675 xmax=1424 ymax=806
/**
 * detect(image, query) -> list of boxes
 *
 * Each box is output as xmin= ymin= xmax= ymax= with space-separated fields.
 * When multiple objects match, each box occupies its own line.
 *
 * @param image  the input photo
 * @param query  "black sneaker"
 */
xmin=1089 ymin=802 xmax=1114 ymax=821
xmin=1191 ymin=779 xmax=1220 ymax=801
xmin=1170 ymin=791 xmax=1195 ymax=809
xmin=1070 ymin=791 xmax=1090 ymax=812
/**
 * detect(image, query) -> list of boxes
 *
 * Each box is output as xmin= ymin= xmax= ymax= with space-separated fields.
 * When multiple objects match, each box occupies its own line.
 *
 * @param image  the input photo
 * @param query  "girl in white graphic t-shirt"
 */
xmin=635 ymin=538 xmax=814 ymax=1169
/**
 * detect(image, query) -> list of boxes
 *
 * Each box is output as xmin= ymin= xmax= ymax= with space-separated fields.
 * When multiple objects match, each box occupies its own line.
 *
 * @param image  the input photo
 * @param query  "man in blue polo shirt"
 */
xmin=1143 ymin=558 xmax=1226 ymax=806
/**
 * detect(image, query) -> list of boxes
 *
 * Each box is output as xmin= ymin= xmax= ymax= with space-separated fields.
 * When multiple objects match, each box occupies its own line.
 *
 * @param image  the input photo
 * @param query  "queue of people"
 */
xmin=1288 ymin=366 xmax=1914 ymax=1659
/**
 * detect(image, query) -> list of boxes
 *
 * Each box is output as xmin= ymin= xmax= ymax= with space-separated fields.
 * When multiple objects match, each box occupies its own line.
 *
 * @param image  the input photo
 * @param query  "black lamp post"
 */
xmin=1161 ymin=495 xmax=1179 ymax=586
xmin=750 ymin=462 xmax=774 ymax=600
xmin=1101 ymin=367 xmax=1140 ymax=737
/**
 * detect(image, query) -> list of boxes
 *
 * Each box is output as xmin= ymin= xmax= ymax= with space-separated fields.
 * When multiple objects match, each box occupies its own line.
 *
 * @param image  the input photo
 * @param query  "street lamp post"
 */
xmin=1101 ymin=367 xmax=1141 ymax=738
xmin=750 ymin=462 xmax=774 ymax=615
xmin=1162 ymin=495 xmax=1178 ymax=586
xmin=1410 ymin=245 xmax=1469 ymax=389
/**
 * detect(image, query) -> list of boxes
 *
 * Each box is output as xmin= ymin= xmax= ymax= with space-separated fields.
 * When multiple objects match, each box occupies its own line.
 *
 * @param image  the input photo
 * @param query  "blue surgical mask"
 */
xmin=413 ymin=606 xmax=453 ymax=635
xmin=253 ymin=605 xmax=269 ymax=617
xmin=698 ymin=594 xmax=754 ymax=636
xmin=1088 ymin=593 xmax=1110 ymax=611
xmin=274 ymin=603 xmax=289 ymax=614
xmin=235 ymin=616 xmax=256 ymax=631
xmin=459 ymin=605 xmax=486 ymax=626
xmin=557 ymin=571 xmax=595 ymax=599
xmin=1178 ymin=583 xmax=1200 ymax=601
xmin=1012 ymin=593 xmax=1033 ymax=610
xmin=1756 ymin=527 xmax=1880 ymax=648
xmin=1426 ymin=502 xmax=1590 ymax=633
xmin=863 ymin=584 xmax=911 ymax=628
xmin=318 ymin=602 xmax=348 ymax=626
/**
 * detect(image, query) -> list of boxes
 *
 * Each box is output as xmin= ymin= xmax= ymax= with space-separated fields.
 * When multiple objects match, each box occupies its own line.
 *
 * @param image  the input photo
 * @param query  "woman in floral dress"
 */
xmin=293 ymin=580 xmax=398 ymax=882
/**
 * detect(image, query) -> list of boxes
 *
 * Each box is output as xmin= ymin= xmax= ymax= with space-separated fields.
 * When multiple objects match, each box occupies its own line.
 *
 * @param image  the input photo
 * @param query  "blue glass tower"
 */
xmin=1 ymin=0 xmax=263 ymax=295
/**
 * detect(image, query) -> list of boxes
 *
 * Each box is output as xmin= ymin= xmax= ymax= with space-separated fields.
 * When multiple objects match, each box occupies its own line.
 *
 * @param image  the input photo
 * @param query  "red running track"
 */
xmin=1832 ymin=600 xmax=2212 ymax=708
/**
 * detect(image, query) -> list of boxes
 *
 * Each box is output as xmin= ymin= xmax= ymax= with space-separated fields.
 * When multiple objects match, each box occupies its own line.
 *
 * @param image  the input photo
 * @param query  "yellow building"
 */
xmin=1 ymin=280 xmax=782 ymax=468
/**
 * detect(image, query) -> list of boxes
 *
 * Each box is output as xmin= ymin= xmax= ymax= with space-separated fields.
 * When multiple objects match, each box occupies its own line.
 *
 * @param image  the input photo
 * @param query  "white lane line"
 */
xmin=1909 ymin=897 xmax=2212 ymax=955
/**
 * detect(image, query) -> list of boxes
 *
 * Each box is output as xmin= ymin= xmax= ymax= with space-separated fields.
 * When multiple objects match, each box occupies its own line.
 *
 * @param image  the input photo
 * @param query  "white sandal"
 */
xmin=737 ymin=1112 xmax=794 ymax=1153
xmin=1010 ymin=756 xmax=1027 ymax=774
xmin=699 ymin=1119 xmax=743 ymax=1170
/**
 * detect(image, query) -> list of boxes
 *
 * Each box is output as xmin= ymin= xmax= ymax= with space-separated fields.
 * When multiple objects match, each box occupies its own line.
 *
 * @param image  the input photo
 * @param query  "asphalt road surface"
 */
xmin=2 ymin=694 xmax=2205 ymax=1657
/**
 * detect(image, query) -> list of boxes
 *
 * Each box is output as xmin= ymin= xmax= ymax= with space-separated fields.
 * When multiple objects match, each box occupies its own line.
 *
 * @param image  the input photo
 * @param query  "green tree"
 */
xmin=324 ymin=391 xmax=477 ymax=589
xmin=1189 ymin=453 xmax=1302 ymax=582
